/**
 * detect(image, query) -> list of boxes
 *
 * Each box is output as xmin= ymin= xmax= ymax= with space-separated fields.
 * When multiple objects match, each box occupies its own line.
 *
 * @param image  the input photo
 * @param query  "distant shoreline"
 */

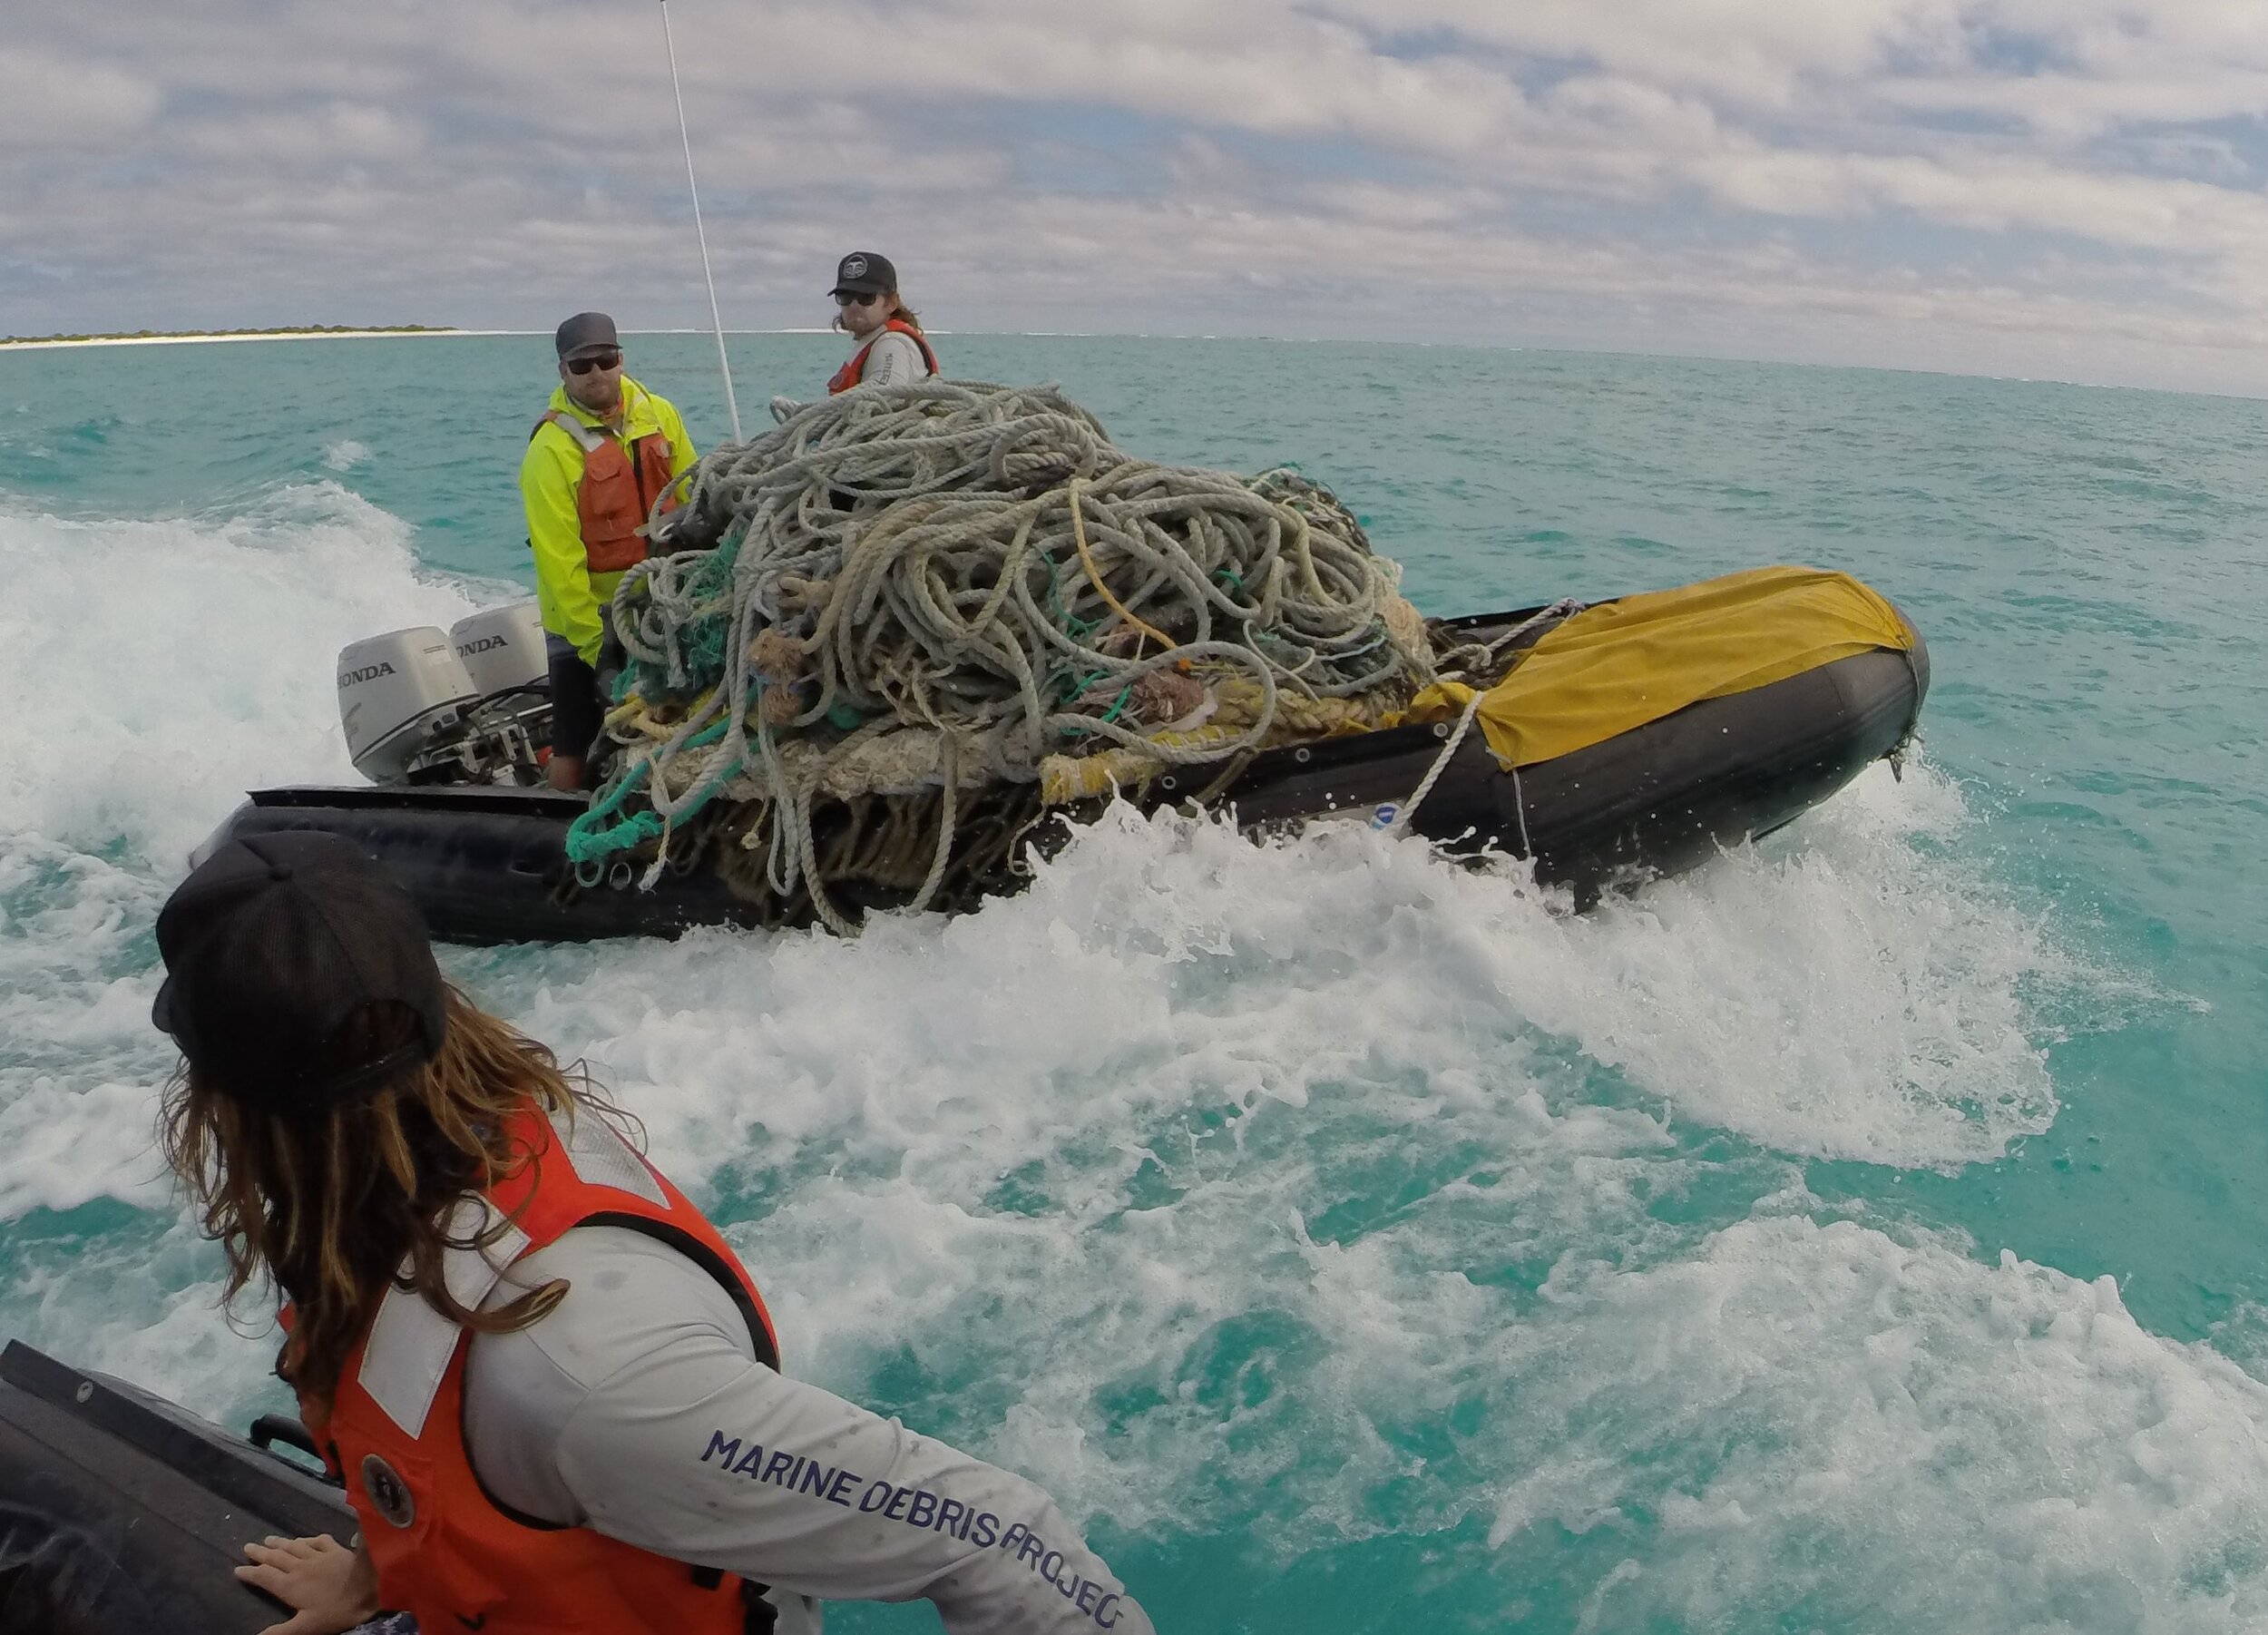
xmin=0 ymin=327 xmax=501 ymax=352
xmin=0 ymin=327 xmax=918 ymax=353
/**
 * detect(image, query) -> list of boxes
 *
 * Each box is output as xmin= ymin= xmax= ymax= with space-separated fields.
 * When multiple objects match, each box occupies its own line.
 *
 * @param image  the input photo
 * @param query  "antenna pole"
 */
xmin=660 ymin=0 xmax=743 ymax=442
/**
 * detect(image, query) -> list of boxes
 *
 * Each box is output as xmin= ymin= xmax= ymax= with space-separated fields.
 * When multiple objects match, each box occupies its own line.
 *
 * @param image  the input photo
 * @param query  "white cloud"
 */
xmin=1325 ymin=0 xmax=1973 ymax=108
xmin=6 ymin=0 xmax=2268 ymax=390
xmin=0 ymin=48 xmax=162 ymax=148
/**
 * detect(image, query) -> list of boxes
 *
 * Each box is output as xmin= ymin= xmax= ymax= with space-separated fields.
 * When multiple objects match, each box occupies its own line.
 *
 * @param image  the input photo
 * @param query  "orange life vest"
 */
xmin=536 ymin=408 xmax=680 ymax=574
xmin=298 ymin=1100 xmax=780 ymax=1634
xmin=827 ymin=318 xmax=940 ymax=395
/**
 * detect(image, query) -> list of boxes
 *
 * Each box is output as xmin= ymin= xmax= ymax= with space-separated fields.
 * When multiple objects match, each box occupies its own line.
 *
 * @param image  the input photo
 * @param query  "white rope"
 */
xmin=583 ymin=383 xmax=1439 ymax=929
xmin=1432 ymin=596 xmax=1587 ymax=689
xmin=1381 ymin=596 xmax=1585 ymax=837
xmin=1382 ymin=685 xmax=1483 ymax=833
xmin=613 ymin=383 xmax=1417 ymax=799
xmin=659 ymin=0 xmax=743 ymax=443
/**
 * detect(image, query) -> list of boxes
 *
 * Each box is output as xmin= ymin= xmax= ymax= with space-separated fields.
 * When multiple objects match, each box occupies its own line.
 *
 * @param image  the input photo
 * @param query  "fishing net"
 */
xmin=566 ymin=380 xmax=1435 ymax=932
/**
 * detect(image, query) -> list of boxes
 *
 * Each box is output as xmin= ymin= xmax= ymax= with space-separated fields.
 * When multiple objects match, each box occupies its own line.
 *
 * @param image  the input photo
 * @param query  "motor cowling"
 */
xmin=337 ymin=602 xmax=556 ymax=787
xmin=451 ymin=602 xmax=547 ymax=699
xmin=337 ymin=628 xmax=479 ymax=782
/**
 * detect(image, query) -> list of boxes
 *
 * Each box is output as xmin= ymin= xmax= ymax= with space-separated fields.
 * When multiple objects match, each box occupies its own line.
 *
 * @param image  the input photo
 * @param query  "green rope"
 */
xmin=565 ymin=713 xmax=738 ymax=867
xmin=1046 ymin=563 xmax=1098 ymax=641
xmin=1059 ymin=684 xmax=1135 ymax=736
xmin=565 ymin=760 xmax=663 ymax=867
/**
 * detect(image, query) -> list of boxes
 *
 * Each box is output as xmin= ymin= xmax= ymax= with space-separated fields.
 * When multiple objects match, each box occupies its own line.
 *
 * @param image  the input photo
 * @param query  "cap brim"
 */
xmin=562 ymin=345 xmax=621 ymax=362
xmin=831 ymin=284 xmax=885 ymax=297
xmin=151 ymin=974 xmax=179 ymax=1037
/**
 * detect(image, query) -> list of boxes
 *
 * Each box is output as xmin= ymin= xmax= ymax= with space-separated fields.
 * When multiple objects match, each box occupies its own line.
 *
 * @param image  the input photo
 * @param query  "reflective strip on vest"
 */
xmin=353 ymin=1113 xmax=666 ymax=1437
xmin=358 ymin=1197 xmax=530 ymax=1439
xmin=543 ymin=410 xmax=610 ymax=455
xmin=544 ymin=1103 xmax=668 ymax=1209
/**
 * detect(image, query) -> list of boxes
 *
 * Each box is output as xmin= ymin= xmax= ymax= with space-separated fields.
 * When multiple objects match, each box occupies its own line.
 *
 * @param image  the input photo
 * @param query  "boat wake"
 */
xmin=5 ymin=488 xmax=2254 ymax=1630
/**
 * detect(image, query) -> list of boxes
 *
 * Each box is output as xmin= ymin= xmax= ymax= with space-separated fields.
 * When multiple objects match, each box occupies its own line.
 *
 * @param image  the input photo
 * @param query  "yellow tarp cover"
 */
xmin=1409 ymin=565 xmax=1915 ymax=770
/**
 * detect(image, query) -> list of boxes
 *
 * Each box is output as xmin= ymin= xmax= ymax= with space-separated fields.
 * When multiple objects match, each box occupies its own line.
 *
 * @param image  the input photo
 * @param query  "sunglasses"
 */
xmin=834 ymin=290 xmax=882 ymax=308
xmin=566 ymin=350 xmax=623 ymax=376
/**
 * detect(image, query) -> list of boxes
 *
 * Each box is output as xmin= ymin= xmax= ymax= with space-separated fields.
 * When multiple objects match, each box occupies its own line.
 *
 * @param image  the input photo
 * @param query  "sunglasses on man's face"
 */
xmin=567 ymin=350 xmax=623 ymax=376
xmin=834 ymin=290 xmax=881 ymax=308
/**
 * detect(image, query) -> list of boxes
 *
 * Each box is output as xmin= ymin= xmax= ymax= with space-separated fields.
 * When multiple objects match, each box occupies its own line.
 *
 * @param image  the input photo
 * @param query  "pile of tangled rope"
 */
xmin=565 ymin=380 xmax=1438 ymax=933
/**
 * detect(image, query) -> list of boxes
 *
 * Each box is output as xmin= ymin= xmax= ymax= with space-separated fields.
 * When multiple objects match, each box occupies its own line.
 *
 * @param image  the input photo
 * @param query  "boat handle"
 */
xmin=250 ymin=1412 xmax=328 ymax=1472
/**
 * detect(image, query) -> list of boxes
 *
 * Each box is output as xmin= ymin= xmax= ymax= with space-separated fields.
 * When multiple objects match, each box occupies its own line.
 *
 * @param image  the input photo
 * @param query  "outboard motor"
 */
xmin=453 ymin=601 xmax=546 ymax=698
xmin=337 ymin=601 xmax=557 ymax=787
xmin=451 ymin=600 xmax=553 ymax=785
xmin=337 ymin=628 xmax=480 ymax=783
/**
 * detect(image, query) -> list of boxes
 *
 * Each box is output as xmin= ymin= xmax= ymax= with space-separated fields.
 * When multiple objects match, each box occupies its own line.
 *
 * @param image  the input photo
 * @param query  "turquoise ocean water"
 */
xmin=1 ymin=334 xmax=2263 ymax=1631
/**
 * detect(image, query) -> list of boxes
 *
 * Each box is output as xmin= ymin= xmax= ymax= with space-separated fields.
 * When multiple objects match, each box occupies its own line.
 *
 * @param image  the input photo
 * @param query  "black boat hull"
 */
xmin=211 ymin=632 xmax=1927 ymax=944
xmin=0 ymin=1342 xmax=353 ymax=1634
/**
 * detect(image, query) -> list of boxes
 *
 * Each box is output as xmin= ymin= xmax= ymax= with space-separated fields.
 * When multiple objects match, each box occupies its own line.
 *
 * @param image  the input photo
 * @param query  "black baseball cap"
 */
xmin=152 ymin=832 xmax=447 ymax=1115
xmin=554 ymin=311 xmax=621 ymax=361
xmin=830 ymin=252 xmax=896 ymax=297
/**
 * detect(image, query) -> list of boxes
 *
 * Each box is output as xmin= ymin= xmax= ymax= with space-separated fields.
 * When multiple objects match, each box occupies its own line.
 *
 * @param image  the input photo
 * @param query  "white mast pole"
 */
xmin=659 ymin=0 xmax=744 ymax=442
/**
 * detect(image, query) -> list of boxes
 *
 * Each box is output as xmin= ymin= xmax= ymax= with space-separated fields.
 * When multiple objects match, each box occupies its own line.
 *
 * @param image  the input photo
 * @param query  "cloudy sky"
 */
xmin=9 ymin=1 xmax=2268 ymax=392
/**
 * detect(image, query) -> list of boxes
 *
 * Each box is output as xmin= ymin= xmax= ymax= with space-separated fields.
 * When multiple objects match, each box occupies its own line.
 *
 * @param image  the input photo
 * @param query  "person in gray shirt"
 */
xmin=827 ymin=250 xmax=939 ymax=395
xmin=151 ymin=831 xmax=1150 ymax=1635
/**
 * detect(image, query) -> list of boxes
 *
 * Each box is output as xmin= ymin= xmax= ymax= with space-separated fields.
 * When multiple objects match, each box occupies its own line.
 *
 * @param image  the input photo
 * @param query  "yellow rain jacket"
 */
xmin=520 ymin=377 xmax=697 ymax=664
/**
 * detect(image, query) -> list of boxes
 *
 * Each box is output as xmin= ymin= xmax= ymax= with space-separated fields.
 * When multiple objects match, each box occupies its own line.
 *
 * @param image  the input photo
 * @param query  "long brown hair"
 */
xmin=161 ymin=987 xmax=615 ymax=1408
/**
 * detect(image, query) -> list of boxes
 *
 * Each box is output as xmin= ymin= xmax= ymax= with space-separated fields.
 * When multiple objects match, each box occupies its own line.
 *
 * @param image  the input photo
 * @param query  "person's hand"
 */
xmin=236 ymin=1532 xmax=380 ymax=1635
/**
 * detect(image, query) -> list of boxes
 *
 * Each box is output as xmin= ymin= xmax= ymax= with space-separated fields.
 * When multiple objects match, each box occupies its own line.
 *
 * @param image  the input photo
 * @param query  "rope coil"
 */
xmin=567 ymin=381 xmax=1439 ymax=930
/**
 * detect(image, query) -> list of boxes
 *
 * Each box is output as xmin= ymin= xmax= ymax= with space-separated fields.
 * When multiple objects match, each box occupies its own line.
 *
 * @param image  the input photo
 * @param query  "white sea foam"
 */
xmin=1471 ymin=1216 xmax=2268 ymax=1630
xmin=322 ymin=437 xmax=372 ymax=472
xmin=5 ymin=489 xmax=2231 ymax=1628
xmin=440 ymin=789 xmax=2093 ymax=1510
xmin=0 ymin=485 xmax=483 ymax=866
xmin=441 ymin=810 xmax=2264 ymax=1626
xmin=1484 ymin=761 xmax=2067 ymax=1167
xmin=0 ymin=485 xmax=491 ymax=1191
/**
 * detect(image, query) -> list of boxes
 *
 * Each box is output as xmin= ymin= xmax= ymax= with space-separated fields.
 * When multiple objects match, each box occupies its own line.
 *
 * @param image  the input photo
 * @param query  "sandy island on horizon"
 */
xmin=0 ymin=327 xmax=890 ymax=352
xmin=0 ymin=328 xmax=512 ymax=352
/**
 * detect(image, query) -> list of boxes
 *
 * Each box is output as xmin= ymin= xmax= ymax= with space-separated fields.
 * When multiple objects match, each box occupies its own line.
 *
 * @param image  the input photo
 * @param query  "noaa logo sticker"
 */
xmin=841 ymin=254 xmax=868 ymax=279
xmin=362 ymin=1454 xmax=415 ymax=1529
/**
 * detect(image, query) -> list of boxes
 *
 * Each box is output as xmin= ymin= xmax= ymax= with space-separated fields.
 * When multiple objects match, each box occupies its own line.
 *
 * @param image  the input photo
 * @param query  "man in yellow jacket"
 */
xmin=521 ymin=311 xmax=698 ymax=791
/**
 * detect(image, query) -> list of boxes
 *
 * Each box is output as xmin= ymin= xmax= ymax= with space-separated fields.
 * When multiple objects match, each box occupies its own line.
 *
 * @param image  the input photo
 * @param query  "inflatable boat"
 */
xmin=0 ymin=1340 xmax=354 ymax=1633
xmin=203 ymin=566 xmax=1928 ymax=944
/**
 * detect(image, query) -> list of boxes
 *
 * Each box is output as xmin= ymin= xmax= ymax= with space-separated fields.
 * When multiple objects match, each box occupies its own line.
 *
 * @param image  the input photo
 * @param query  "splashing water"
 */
xmin=3 ymin=335 xmax=2263 ymax=1632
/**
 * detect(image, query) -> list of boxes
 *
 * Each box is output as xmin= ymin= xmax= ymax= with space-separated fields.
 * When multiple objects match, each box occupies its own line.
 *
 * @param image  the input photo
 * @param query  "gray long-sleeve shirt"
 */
xmin=462 ymin=1226 xmax=1148 ymax=1635
xmin=846 ymin=325 xmax=931 ymax=388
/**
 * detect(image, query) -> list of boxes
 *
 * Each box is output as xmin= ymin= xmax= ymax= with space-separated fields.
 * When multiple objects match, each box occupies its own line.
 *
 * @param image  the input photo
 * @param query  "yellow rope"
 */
xmin=607 ymin=684 xmax=720 ymax=741
xmin=1067 ymin=476 xmax=1175 ymax=654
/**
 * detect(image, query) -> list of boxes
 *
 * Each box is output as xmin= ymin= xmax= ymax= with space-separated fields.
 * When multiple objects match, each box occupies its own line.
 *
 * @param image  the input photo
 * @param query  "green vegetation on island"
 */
xmin=1 ymin=324 xmax=459 ymax=345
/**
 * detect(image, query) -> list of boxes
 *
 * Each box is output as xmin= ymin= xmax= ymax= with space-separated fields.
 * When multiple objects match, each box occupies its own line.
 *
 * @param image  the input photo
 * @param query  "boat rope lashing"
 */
xmin=1384 ymin=595 xmax=1581 ymax=837
xmin=1382 ymin=685 xmax=1484 ymax=834
xmin=909 ymin=730 xmax=960 ymax=914
xmin=1431 ymin=596 xmax=1589 ymax=690
xmin=1887 ymin=641 xmax=1925 ymax=781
